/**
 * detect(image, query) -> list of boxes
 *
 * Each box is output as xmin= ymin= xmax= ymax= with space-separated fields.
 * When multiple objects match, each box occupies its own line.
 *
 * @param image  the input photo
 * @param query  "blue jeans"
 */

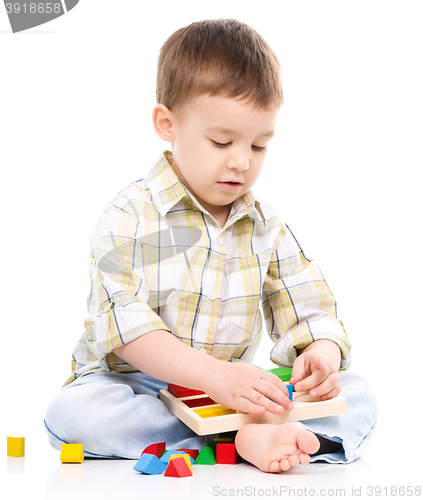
xmin=44 ymin=370 xmax=378 ymax=463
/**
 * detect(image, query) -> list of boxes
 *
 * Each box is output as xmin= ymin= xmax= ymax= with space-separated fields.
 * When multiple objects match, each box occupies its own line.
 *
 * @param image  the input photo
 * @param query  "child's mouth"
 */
xmin=218 ymin=181 xmax=242 ymax=192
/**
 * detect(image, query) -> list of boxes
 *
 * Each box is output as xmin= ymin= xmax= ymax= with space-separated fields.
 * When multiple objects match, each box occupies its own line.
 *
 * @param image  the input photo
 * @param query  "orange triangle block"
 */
xmin=164 ymin=456 xmax=193 ymax=477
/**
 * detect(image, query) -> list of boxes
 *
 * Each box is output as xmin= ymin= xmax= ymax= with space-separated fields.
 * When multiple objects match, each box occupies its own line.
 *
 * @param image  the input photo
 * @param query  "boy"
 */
xmin=45 ymin=19 xmax=377 ymax=473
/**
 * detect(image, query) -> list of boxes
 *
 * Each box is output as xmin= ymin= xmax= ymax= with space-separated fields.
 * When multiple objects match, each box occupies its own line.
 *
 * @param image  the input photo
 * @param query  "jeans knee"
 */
xmin=44 ymin=389 xmax=73 ymax=449
xmin=340 ymin=371 xmax=379 ymax=426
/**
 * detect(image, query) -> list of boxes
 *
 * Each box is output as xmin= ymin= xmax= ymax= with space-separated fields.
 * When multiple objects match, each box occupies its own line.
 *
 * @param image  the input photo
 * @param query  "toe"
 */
xmin=288 ymin=454 xmax=300 ymax=467
xmin=269 ymin=460 xmax=282 ymax=473
xmin=298 ymin=452 xmax=311 ymax=465
xmin=298 ymin=430 xmax=320 ymax=455
xmin=280 ymin=458 xmax=292 ymax=471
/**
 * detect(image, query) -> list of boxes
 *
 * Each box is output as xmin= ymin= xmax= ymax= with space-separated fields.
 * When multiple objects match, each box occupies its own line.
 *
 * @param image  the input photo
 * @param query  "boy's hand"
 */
xmin=203 ymin=361 xmax=294 ymax=415
xmin=290 ymin=340 xmax=341 ymax=401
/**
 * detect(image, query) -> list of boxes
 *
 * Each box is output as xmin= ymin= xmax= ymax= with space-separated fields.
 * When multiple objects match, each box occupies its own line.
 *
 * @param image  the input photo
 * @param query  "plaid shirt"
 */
xmin=64 ymin=151 xmax=351 ymax=386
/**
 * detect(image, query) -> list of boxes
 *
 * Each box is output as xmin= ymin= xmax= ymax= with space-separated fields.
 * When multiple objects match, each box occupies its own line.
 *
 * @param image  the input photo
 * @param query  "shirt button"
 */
xmin=217 ymin=236 xmax=224 ymax=246
xmin=208 ymin=291 xmax=216 ymax=300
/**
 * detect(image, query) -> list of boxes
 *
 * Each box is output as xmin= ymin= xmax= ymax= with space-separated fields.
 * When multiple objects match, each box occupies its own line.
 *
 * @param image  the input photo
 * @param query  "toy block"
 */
xmin=168 ymin=453 xmax=193 ymax=473
xmin=194 ymin=405 xmax=237 ymax=418
xmin=176 ymin=449 xmax=199 ymax=460
xmin=7 ymin=437 xmax=25 ymax=457
xmin=164 ymin=456 xmax=193 ymax=477
xmin=60 ymin=444 xmax=84 ymax=464
xmin=168 ymin=384 xmax=205 ymax=398
xmin=267 ymin=366 xmax=293 ymax=382
xmin=141 ymin=441 xmax=166 ymax=458
xmin=216 ymin=443 xmax=240 ymax=464
xmin=286 ymin=384 xmax=293 ymax=401
xmin=194 ymin=445 xmax=216 ymax=465
xmin=207 ymin=437 xmax=234 ymax=456
xmin=160 ymin=449 xmax=189 ymax=464
xmin=170 ymin=453 xmax=194 ymax=467
xmin=183 ymin=396 xmax=216 ymax=408
xmin=133 ymin=453 xmax=167 ymax=474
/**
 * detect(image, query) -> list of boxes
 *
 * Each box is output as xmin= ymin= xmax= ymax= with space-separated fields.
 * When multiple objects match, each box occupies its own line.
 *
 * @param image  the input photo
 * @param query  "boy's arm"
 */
xmin=113 ymin=330 xmax=294 ymax=414
xmin=113 ymin=329 xmax=216 ymax=391
xmin=262 ymin=220 xmax=351 ymax=371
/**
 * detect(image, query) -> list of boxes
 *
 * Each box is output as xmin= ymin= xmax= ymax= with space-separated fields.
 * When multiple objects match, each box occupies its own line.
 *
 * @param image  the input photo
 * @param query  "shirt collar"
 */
xmin=145 ymin=151 xmax=266 ymax=226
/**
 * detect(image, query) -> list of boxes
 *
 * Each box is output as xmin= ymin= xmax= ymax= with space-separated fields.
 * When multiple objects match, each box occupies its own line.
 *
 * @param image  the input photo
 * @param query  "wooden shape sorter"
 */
xmin=159 ymin=384 xmax=347 ymax=435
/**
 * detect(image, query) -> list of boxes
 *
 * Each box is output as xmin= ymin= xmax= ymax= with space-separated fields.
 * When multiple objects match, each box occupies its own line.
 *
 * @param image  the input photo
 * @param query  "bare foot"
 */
xmin=235 ymin=423 xmax=320 ymax=473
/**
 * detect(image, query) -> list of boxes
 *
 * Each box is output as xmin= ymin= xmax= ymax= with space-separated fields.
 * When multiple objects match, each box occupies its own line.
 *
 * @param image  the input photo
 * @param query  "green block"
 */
xmin=267 ymin=366 xmax=292 ymax=382
xmin=194 ymin=445 xmax=216 ymax=465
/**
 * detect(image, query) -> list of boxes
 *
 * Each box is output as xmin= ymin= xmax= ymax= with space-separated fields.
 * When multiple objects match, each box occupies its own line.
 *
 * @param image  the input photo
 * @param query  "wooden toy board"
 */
xmin=159 ymin=386 xmax=347 ymax=435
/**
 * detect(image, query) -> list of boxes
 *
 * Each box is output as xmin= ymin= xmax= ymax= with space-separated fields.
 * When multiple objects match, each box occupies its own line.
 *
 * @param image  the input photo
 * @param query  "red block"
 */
xmin=177 ymin=448 xmax=199 ymax=460
xmin=168 ymin=384 xmax=205 ymax=398
xmin=216 ymin=443 xmax=240 ymax=464
xmin=141 ymin=441 xmax=166 ymax=459
xmin=183 ymin=397 xmax=215 ymax=408
xmin=164 ymin=456 xmax=193 ymax=477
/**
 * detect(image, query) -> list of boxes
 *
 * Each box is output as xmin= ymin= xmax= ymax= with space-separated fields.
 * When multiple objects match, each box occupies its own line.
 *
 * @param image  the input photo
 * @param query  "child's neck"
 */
xmin=212 ymin=205 xmax=232 ymax=229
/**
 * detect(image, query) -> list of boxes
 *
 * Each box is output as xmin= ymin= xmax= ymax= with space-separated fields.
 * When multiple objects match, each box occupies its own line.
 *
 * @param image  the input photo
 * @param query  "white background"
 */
xmin=1 ymin=1 xmax=422 ymax=498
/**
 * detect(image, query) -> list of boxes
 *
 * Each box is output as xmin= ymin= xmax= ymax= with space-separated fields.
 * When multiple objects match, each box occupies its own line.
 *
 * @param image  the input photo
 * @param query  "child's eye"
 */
xmin=252 ymin=145 xmax=267 ymax=152
xmin=211 ymin=140 xmax=231 ymax=149
xmin=210 ymin=140 xmax=267 ymax=152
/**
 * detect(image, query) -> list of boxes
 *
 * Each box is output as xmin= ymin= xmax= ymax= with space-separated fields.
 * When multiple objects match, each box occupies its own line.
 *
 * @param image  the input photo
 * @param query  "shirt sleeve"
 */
xmin=262 ymin=220 xmax=351 ymax=370
xmin=82 ymin=195 xmax=172 ymax=373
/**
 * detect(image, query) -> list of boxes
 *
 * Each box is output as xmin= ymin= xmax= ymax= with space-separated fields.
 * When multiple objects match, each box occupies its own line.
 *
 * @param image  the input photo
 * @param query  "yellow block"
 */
xmin=168 ymin=453 xmax=193 ymax=473
xmin=60 ymin=444 xmax=84 ymax=464
xmin=7 ymin=437 xmax=25 ymax=457
xmin=194 ymin=405 xmax=237 ymax=419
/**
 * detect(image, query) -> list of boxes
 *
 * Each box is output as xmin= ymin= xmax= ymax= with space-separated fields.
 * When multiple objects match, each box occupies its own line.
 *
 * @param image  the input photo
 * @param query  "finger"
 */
xmin=261 ymin=371 xmax=290 ymax=394
xmin=316 ymin=358 xmax=330 ymax=376
xmin=320 ymin=385 xmax=341 ymax=401
xmin=236 ymin=396 xmax=267 ymax=415
xmin=309 ymin=373 xmax=340 ymax=399
xmin=258 ymin=375 xmax=294 ymax=411
xmin=258 ymin=375 xmax=290 ymax=398
xmin=316 ymin=378 xmax=341 ymax=401
xmin=290 ymin=357 xmax=307 ymax=385
xmin=294 ymin=369 xmax=327 ymax=393
xmin=250 ymin=385 xmax=293 ymax=413
xmin=290 ymin=356 xmax=307 ymax=383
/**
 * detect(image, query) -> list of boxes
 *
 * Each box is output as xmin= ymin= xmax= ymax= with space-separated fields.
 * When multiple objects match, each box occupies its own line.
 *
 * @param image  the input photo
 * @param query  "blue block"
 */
xmin=133 ymin=453 xmax=167 ymax=474
xmin=160 ymin=450 xmax=194 ymax=465
xmin=286 ymin=384 xmax=293 ymax=401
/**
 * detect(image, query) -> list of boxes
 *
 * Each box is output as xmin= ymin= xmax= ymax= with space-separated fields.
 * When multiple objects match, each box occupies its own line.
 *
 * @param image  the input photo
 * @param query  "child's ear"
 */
xmin=152 ymin=104 xmax=175 ymax=142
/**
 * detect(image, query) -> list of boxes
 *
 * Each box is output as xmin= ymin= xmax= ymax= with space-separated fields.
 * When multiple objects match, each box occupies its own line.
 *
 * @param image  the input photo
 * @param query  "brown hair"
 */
xmin=156 ymin=19 xmax=283 ymax=115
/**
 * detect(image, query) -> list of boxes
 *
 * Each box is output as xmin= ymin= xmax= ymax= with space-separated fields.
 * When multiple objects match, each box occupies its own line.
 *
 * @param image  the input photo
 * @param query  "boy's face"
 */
xmin=168 ymin=94 xmax=279 ymax=226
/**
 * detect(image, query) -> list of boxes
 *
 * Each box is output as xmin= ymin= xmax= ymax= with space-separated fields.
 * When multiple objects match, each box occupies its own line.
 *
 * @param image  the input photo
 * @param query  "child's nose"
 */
xmin=227 ymin=151 xmax=250 ymax=171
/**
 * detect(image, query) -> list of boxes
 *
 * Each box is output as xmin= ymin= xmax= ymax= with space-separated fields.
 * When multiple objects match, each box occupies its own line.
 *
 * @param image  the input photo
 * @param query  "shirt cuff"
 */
xmin=269 ymin=317 xmax=351 ymax=370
